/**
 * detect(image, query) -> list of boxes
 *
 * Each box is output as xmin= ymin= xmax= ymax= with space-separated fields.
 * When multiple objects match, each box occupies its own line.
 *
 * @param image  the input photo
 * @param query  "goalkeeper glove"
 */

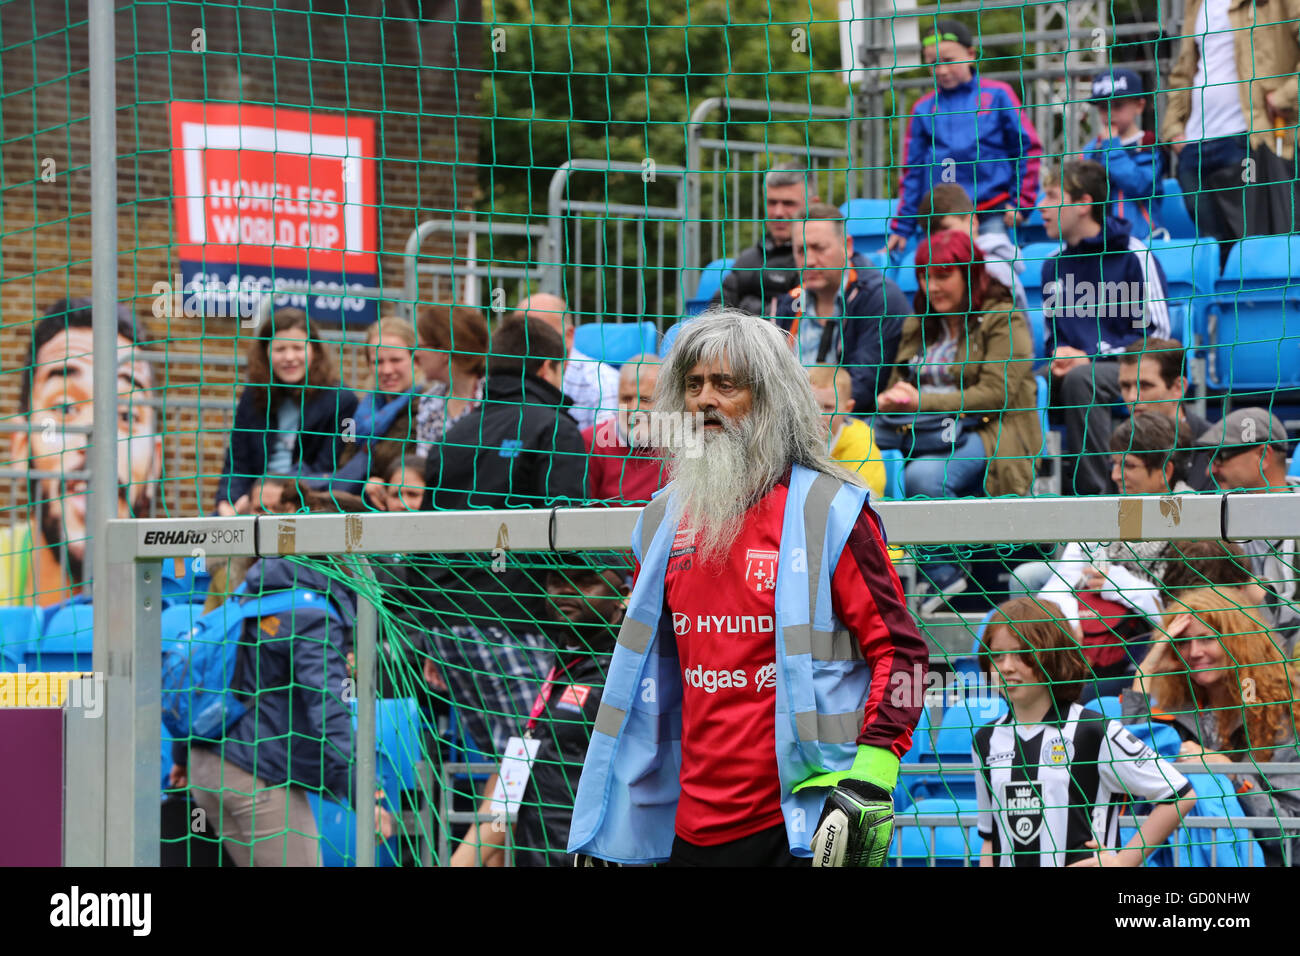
xmin=808 ymin=779 xmax=895 ymax=867
xmin=795 ymin=744 xmax=899 ymax=868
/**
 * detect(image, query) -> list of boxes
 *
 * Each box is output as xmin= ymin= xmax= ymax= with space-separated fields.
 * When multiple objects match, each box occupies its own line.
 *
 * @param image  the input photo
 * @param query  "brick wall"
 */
xmin=1 ymin=0 xmax=483 ymax=518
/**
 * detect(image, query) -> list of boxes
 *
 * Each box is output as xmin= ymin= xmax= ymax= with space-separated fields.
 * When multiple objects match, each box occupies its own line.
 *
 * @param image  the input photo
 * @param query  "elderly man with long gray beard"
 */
xmin=568 ymin=309 xmax=928 ymax=867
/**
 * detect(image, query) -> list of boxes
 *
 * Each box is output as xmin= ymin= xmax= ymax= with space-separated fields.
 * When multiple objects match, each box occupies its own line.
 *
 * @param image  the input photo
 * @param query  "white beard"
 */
xmin=667 ymin=415 xmax=763 ymax=567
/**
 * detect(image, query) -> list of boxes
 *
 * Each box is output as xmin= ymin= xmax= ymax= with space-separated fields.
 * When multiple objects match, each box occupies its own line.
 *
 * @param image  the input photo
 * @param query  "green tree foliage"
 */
xmin=477 ymin=0 xmax=853 ymax=219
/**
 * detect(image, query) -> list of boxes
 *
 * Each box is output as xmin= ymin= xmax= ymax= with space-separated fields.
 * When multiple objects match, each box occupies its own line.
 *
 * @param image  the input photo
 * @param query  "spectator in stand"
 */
xmin=414 ymin=303 xmax=488 ymax=457
xmin=975 ymin=597 xmax=1196 ymax=867
xmin=178 ymin=489 xmax=361 ymax=866
xmin=1116 ymin=338 xmax=1213 ymax=490
xmin=413 ymin=316 xmax=586 ymax=755
xmin=1 ymin=299 xmax=161 ymax=608
xmin=1083 ymin=69 xmax=1160 ymax=239
xmin=215 ymin=308 xmax=357 ymax=517
xmin=333 ymin=317 xmax=425 ymax=503
xmin=378 ymin=454 xmax=427 ymax=512
xmin=1124 ymin=588 xmax=1300 ymax=866
xmin=877 ymin=229 xmax=1040 ymax=611
xmin=713 ymin=162 xmax=817 ymax=315
xmin=583 ymin=353 xmax=668 ymax=504
xmin=773 ymin=202 xmax=911 ymax=414
xmin=919 ymin=184 xmax=1027 ymax=310
xmin=1162 ymin=0 xmax=1300 ymax=258
xmin=513 ymin=293 xmax=619 ymax=431
xmin=886 ymin=19 xmax=1043 ymax=252
xmin=1196 ymin=407 xmax=1300 ymax=632
xmin=451 ymin=556 xmax=630 ymax=866
xmin=1108 ymin=412 xmax=1193 ymax=497
xmin=1022 ymin=414 xmax=1193 ymax=688
xmin=1159 ymin=539 xmax=1294 ymax=654
xmin=808 ymin=364 xmax=886 ymax=498
xmin=1039 ymin=159 xmax=1170 ymax=496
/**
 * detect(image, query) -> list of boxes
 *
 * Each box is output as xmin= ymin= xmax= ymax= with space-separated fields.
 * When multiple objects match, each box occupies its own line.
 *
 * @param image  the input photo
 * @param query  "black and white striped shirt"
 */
xmin=973 ymin=702 xmax=1192 ymax=867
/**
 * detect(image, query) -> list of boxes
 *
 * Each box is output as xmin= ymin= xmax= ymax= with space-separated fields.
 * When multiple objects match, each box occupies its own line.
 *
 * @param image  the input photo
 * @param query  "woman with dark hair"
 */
xmin=876 ymin=229 xmax=1041 ymax=609
xmin=974 ymin=597 xmax=1195 ymax=867
xmin=215 ymin=308 xmax=358 ymax=516
xmin=1124 ymin=588 xmax=1300 ymax=865
xmin=414 ymin=303 xmax=488 ymax=456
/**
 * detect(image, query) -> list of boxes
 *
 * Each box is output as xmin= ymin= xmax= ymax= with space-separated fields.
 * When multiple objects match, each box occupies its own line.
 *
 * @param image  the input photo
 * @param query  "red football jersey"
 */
xmin=655 ymin=472 xmax=929 ymax=849
xmin=666 ymin=484 xmax=787 ymax=846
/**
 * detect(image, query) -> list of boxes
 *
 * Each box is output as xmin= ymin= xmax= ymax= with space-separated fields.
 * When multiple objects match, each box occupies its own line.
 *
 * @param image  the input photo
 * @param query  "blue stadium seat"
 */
xmin=659 ymin=318 xmax=691 ymax=356
xmin=375 ymin=697 xmax=425 ymax=795
xmin=1203 ymin=235 xmax=1300 ymax=391
xmin=571 ymin=321 xmax=659 ymax=369
xmin=1017 ymin=242 xmax=1059 ymax=313
xmin=893 ymin=796 xmax=979 ymax=866
xmin=1035 ymin=374 xmax=1050 ymax=458
xmin=841 ymin=198 xmax=896 ymax=254
xmin=1150 ymin=178 xmax=1199 ymax=240
xmin=890 ymin=249 xmax=918 ymax=295
xmin=905 ymin=696 xmax=1006 ymax=801
xmin=1148 ymin=238 xmax=1220 ymax=346
xmin=0 ymin=606 xmax=41 ymax=669
xmin=1012 ymin=191 xmax=1050 ymax=246
xmin=1290 ymin=453 xmax=1300 ymax=478
xmin=307 ymin=790 xmax=401 ymax=867
xmin=934 ymin=696 xmax=1008 ymax=757
xmin=159 ymin=555 xmax=212 ymax=607
xmin=685 ymin=258 xmax=734 ymax=315
xmin=880 ymin=448 xmax=905 ymax=499
xmin=31 ymin=597 xmax=94 ymax=671
xmin=1079 ymin=693 xmax=1124 ymax=722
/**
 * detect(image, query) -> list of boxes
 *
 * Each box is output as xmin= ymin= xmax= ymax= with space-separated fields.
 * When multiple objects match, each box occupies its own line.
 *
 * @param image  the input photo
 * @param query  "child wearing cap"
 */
xmin=886 ymin=19 xmax=1043 ymax=253
xmin=1082 ymin=69 xmax=1161 ymax=240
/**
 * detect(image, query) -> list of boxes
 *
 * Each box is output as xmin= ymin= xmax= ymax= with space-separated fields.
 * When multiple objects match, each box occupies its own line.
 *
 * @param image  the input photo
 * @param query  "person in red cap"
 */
xmin=877 ymin=229 xmax=1041 ymax=612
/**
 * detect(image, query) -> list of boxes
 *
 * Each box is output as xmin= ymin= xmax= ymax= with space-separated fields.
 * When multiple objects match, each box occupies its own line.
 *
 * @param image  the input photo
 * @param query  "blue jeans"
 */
xmin=905 ymin=430 xmax=987 ymax=586
xmin=1176 ymin=133 xmax=1248 ymax=249
xmin=904 ymin=429 xmax=987 ymax=498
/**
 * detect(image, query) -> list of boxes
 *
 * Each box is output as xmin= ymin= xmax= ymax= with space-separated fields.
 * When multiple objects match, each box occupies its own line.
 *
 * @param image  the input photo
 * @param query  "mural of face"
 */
xmin=12 ymin=327 xmax=161 ymax=586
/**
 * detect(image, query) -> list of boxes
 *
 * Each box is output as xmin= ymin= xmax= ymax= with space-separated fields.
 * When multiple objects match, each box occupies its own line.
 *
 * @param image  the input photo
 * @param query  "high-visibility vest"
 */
xmin=567 ymin=463 xmax=875 ymax=863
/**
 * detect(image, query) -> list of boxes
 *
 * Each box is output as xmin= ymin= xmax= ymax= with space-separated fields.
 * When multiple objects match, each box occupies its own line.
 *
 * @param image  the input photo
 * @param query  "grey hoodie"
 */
xmin=975 ymin=232 xmax=1028 ymax=312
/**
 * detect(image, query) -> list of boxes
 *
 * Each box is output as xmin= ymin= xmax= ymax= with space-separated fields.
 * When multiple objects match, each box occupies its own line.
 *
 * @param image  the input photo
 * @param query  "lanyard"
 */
xmin=526 ymin=665 xmax=563 ymax=734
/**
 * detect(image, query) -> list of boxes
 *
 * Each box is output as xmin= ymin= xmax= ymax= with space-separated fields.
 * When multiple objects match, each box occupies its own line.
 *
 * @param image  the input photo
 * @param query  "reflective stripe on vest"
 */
xmin=631 ymin=471 xmax=858 ymax=664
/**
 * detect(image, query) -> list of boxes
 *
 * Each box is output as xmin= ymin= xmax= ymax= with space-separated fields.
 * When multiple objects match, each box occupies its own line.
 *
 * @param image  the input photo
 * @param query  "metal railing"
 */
xmin=546 ymin=159 xmax=688 ymax=326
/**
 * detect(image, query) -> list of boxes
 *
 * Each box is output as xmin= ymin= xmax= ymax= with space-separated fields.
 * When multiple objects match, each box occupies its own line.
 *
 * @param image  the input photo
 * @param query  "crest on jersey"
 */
xmin=745 ymin=549 xmax=778 ymax=592
xmin=1000 ymin=781 xmax=1044 ymax=846
xmin=1043 ymin=734 xmax=1073 ymax=765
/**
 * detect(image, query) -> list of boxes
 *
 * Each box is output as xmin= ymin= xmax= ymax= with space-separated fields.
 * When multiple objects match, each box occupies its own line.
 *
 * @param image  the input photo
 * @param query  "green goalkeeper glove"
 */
xmin=796 ymin=745 xmax=899 ymax=868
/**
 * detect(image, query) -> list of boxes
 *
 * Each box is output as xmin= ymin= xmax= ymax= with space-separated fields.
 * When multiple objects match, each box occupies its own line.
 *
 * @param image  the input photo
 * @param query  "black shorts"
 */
xmin=666 ymin=823 xmax=810 ymax=868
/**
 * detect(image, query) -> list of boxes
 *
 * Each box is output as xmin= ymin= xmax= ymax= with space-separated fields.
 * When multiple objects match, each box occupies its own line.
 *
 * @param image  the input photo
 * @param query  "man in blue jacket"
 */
xmin=887 ymin=19 xmax=1043 ymax=251
xmin=1082 ymin=69 xmax=1160 ymax=240
xmin=774 ymin=203 xmax=911 ymax=414
xmin=182 ymin=546 xmax=357 ymax=867
xmin=1040 ymin=159 xmax=1171 ymax=496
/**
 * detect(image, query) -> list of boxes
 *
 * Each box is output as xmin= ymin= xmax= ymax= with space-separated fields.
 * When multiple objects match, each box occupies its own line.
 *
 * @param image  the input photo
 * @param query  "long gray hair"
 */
xmin=657 ymin=308 xmax=863 ymax=495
